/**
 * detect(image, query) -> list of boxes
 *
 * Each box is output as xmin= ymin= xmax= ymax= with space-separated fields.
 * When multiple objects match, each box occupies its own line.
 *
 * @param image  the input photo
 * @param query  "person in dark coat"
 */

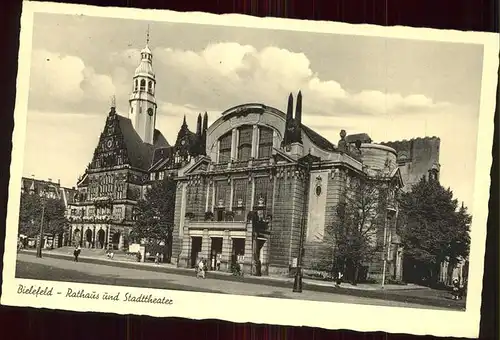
xmin=452 ymin=278 xmax=462 ymax=300
xmin=73 ymin=246 xmax=81 ymax=262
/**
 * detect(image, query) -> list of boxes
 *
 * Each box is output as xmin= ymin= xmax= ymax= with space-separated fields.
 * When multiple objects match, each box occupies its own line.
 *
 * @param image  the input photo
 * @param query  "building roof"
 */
xmin=302 ymin=125 xmax=336 ymax=151
xmin=345 ymin=133 xmax=372 ymax=144
xmin=115 ymin=114 xmax=169 ymax=171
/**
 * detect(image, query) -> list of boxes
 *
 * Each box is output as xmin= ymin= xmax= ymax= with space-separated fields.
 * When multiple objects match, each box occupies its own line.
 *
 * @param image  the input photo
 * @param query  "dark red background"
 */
xmin=0 ymin=1 xmax=498 ymax=339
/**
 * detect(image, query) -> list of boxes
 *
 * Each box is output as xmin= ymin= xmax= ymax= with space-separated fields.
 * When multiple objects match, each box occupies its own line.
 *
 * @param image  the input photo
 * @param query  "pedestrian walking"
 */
xmin=451 ymin=278 xmax=462 ymax=300
xmin=155 ymin=252 xmax=160 ymax=265
xmin=73 ymin=245 xmax=81 ymax=262
xmin=335 ymin=271 xmax=343 ymax=287
xmin=216 ymin=255 xmax=221 ymax=271
xmin=197 ymin=258 xmax=206 ymax=279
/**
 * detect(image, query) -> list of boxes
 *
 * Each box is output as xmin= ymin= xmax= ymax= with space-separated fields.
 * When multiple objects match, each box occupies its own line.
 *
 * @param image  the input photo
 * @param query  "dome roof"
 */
xmin=134 ymin=45 xmax=155 ymax=77
xmin=141 ymin=45 xmax=152 ymax=54
xmin=134 ymin=61 xmax=155 ymax=77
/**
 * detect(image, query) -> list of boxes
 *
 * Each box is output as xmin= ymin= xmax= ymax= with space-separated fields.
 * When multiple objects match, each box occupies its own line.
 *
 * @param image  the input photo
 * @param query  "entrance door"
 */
xmin=112 ymin=232 xmax=120 ymax=250
xmin=73 ymin=229 xmax=81 ymax=246
xmin=85 ymin=229 xmax=92 ymax=248
xmin=190 ymin=237 xmax=202 ymax=268
xmin=210 ymin=237 xmax=223 ymax=270
xmin=97 ymin=229 xmax=105 ymax=249
xmin=231 ymin=238 xmax=245 ymax=266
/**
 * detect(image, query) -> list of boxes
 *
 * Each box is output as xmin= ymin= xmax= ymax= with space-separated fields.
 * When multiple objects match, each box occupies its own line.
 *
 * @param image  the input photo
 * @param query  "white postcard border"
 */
xmin=1 ymin=1 xmax=498 ymax=338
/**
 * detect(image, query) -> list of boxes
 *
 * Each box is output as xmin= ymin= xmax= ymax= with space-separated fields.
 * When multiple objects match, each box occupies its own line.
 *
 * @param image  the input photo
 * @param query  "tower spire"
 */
xmin=146 ymin=24 xmax=150 ymax=46
xmin=286 ymin=93 xmax=293 ymax=121
xmin=295 ymin=90 xmax=302 ymax=126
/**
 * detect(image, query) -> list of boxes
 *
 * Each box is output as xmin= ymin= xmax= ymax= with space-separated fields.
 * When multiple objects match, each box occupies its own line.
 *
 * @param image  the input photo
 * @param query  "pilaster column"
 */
xmin=211 ymin=181 xmax=216 ymax=212
xmin=229 ymin=179 xmax=234 ymax=210
xmin=243 ymin=223 xmax=254 ymax=274
xmin=231 ymin=128 xmax=238 ymax=161
xmin=251 ymin=125 xmax=259 ymax=158
xmin=201 ymin=228 xmax=210 ymax=263
xmin=179 ymin=222 xmax=191 ymax=268
xmin=205 ymin=180 xmax=210 ymax=212
xmin=250 ymin=178 xmax=256 ymax=210
xmin=221 ymin=230 xmax=231 ymax=271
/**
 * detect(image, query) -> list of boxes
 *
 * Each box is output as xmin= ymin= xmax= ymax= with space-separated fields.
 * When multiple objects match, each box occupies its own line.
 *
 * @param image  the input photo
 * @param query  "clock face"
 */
xmin=106 ymin=139 xmax=113 ymax=150
xmin=147 ymin=108 xmax=154 ymax=116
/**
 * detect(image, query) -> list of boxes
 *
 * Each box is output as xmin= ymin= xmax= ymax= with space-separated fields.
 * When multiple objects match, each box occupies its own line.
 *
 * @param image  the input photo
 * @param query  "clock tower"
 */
xmin=129 ymin=27 xmax=157 ymax=144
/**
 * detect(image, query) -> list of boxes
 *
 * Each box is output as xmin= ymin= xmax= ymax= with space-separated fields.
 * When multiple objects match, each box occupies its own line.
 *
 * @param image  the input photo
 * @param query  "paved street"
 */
xmin=16 ymin=253 xmax=456 ymax=310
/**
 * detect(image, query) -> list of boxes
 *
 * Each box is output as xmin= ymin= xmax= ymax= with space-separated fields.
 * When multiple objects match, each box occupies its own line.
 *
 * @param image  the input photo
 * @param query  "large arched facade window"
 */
xmin=237 ymin=125 xmax=253 ymax=161
xmin=258 ymin=126 xmax=273 ymax=159
xmin=218 ymin=132 xmax=232 ymax=163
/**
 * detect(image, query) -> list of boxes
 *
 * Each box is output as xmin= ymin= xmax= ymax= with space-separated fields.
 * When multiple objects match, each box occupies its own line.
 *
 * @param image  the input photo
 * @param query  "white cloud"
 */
xmin=149 ymin=42 xmax=451 ymax=117
xmin=29 ymin=49 xmax=116 ymax=111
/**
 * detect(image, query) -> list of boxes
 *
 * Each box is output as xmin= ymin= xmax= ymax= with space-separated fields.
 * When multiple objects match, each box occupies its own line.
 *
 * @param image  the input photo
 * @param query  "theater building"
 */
xmin=67 ymin=38 xmax=441 ymax=281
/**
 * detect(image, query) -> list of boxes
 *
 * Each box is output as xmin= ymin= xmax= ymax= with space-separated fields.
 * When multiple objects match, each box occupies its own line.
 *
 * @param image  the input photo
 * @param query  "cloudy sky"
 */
xmin=22 ymin=12 xmax=484 ymax=211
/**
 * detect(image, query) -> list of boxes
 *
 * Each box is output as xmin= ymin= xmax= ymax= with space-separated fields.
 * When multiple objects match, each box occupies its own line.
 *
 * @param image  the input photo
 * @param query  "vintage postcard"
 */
xmin=1 ymin=1 xmax=498 ymax=338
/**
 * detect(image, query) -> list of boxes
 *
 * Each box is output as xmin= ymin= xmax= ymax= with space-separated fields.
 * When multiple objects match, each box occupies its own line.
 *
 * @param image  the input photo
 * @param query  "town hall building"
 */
xmin=67 ymin=38 xmax=441 ymax=282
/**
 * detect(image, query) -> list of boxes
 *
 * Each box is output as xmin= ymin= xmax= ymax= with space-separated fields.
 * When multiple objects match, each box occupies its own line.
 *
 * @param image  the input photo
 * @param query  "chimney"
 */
xmin=58 ymin=179 xmax=60 ymax=185
xmin=295 ymin=90 xmax=302 ymax=126
xmin=196 ymin=113 xmax=202 ymax=136
xmin=286 ymin=93 xmax=293 ymax=122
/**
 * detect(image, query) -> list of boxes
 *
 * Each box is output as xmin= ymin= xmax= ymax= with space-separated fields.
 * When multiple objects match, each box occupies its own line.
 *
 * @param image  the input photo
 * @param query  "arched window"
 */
xmin=218 ymin=132 xmax=232 ymax=163
xmin=134 ymin=79 xmax=138 ymax=91
xmin=237 ymin=125 xmax=253 ymax=161
xmin=258 ymin=126 xmax=273 ymax=159
xmin=140 ymin=79 xmax=146 ymax=91
xmin=148 ymin=81 xmax=153 ymax=94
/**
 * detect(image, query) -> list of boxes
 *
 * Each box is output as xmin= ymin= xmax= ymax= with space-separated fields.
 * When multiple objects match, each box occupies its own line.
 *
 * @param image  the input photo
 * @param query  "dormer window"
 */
xmin=237 ymin=126 xmax=253 ymax=161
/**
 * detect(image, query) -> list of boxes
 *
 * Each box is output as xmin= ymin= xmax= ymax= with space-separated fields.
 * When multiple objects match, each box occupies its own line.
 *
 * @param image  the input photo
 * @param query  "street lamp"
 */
xmin=293 ymin=159 xmax=312 ymax=293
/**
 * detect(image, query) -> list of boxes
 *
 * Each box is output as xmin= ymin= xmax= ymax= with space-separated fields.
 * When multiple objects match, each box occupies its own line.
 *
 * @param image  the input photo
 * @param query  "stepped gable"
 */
xmin=301 ymin=125 xmax=336 ymax=152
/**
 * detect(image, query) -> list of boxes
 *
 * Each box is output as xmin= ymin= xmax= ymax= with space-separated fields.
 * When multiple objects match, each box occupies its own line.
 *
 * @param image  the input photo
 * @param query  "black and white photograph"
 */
xmin=1 ymin=1 xmax=498 ymax=338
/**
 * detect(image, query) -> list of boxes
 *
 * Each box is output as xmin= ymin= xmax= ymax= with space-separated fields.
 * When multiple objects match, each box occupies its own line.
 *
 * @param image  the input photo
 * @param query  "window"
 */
xmin=158 ymin=171 xmax=165 ymax=180
xmin=232 ymin=179 xmax=247 ymax=221
xmin=148 ymin=81 xmax=153 ymax=94
xmin=237 ymin=126 xmax=253 ymax=161
xmin=134 ymin=79 xmax=138 ymax=91
xmin=150 ymin=173 xmax=156 ymax=181
xmin=219 ymin=132 xmax=232 ymax=163
xmin=254 ymin=176 xmax=269 ymax=212
xmin=140 ymin=79 xmax=146 ymax=91
xmin=258 ymin=127 xmax=273 ymax=159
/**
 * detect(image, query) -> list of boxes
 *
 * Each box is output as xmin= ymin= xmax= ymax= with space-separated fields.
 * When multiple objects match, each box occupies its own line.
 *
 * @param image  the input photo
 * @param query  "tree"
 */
xmin=19 ymin=192 xmax=42 ymax=237
xmin=18 ymin=192 xmax=69 ymax=238
xmin=320 ymin=174 xmax=391 ymax=284
xmin=398 ymin=176 xmax=471 ymax=285
xmin=130 ymin=177 xmax=176 ymax=262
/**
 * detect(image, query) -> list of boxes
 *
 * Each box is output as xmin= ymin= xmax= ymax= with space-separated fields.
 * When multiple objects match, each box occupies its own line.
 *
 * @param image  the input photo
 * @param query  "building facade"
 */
xmin=66 ymin=39 xmax=441 ymax=281
xmin=20 ymin=176 xmax=77 ymax=248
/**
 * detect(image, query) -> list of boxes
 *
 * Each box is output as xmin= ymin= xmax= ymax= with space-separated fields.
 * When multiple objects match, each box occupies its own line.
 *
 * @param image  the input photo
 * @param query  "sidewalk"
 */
xmin=18 ymin=248 xmax=465 ymax=310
